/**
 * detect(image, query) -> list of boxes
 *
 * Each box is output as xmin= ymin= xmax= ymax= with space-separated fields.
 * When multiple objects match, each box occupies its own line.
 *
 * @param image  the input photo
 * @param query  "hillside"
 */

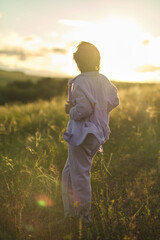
xmin=0 ymin=69 xmax=42 ymax=86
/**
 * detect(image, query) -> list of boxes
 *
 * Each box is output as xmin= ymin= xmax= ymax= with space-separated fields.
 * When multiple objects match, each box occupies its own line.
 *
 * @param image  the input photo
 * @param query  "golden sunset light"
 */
xmin=1 ymin=1 xmax=160 ymax=239
xmin=0 ymin=0 xmax=160 ymax=82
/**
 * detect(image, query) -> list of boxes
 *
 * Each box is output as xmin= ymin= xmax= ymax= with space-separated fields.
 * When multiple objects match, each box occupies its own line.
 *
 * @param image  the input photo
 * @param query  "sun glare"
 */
xmin=94 ymin=16 xmax=145 ymax=81
xmin=1 ymin=14 xmax=158 ymax=82
xmin=65 ymin=16 xmax=152 ymax=81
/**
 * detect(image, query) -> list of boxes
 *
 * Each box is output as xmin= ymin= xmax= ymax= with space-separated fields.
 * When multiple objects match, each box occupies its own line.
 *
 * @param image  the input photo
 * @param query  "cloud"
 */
xmin=135 ymin=64 xmax=160 ymax=72
xmin=0 ymin=47 xmax=43 ymax=61
xmin=52 ymin=48 xmax=67 ymax=54
xmin=142 ymin=40 xmax=150 ymax=45
xmin=0 ymin=46 xmax=67 ymax=61
xmin=23 ymin=36 xmax=36 ymax=42
xmin=0 ymin=48 xmax=28 ymax=60
xmin=0 ymin=31 xmax=72 ymax=77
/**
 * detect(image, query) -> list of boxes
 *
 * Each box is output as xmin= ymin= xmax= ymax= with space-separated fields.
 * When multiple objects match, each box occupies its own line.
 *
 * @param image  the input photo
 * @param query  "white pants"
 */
xmin=62 ymin=134 xmax=100 ymax=222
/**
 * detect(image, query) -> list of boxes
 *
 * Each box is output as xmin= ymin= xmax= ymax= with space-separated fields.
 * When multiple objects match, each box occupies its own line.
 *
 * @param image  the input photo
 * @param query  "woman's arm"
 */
xmin=69 ymin=85 xmax=93 ymax=121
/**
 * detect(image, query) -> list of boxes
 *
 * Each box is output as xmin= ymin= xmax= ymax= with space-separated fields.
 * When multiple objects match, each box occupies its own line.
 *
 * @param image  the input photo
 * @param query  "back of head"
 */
xmin=73 ymin=41 xmax=101 ymax=73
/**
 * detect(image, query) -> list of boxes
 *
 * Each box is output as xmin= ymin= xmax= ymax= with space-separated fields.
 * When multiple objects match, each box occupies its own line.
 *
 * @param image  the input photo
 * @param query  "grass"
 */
xmin=0 ymin=82 xmax=160 ymax=240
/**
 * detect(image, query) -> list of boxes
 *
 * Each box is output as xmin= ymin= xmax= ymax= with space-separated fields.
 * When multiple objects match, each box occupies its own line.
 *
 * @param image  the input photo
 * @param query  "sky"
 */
xmin=0 ymin=0 xmax=160 ymax=82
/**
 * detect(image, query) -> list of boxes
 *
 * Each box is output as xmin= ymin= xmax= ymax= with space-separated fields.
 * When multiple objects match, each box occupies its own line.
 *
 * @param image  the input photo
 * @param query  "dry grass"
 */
xmin=0 ymin=83 xmax=160 ymax=240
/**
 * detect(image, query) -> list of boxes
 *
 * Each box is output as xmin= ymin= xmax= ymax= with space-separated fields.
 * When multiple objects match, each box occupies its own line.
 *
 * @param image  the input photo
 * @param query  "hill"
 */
xmin=0 ymin=69 xmax=42 ymax=86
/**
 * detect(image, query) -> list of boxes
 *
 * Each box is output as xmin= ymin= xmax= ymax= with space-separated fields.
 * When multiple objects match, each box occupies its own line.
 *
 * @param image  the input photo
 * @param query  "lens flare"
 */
xmin=35 ymin=194 xmax=54 ymax=207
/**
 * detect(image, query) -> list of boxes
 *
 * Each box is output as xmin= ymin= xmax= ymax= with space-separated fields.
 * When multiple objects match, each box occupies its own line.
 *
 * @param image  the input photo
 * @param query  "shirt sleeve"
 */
xmin=107 ymin=85 xmax=120 ymax=112
xmin=69 ymin=85 xmax=94 ymax=121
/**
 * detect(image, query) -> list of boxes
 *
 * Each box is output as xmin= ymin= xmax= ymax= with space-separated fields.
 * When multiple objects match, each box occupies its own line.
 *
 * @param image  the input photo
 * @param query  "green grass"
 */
xmin=0 ymin=83 xmax=160 ymax=240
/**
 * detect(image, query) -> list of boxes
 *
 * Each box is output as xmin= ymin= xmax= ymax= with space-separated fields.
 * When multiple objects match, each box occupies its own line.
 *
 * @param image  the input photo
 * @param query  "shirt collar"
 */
xmin=68 ymin=72 xmax=99 ymax=85
xmin=80 ymin=71 xmax=99 ymax=76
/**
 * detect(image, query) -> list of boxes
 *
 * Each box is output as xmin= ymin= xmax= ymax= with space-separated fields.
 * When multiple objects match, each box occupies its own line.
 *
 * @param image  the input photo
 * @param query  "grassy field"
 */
xmin=0 ymin=81 xmax=160 ymax=240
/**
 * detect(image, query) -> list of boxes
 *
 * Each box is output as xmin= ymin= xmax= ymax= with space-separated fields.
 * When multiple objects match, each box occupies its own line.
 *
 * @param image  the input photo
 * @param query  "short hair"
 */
xmin=73 ymin=41 xmax=101 ymax=72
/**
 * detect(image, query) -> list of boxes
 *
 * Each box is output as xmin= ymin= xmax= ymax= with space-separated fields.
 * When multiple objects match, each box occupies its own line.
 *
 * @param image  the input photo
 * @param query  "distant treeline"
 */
xmin=0 ymin=77 xmax=69 ymax=105
xmin=0 ymin=76 xmax=157 ymax=105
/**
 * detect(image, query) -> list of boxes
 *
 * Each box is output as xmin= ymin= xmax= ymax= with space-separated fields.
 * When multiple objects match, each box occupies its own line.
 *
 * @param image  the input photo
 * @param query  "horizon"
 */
xmin=1 ymin=68 xmax=160 ymax=84
xmin=0 ymin=0 xmax=160 ymax=82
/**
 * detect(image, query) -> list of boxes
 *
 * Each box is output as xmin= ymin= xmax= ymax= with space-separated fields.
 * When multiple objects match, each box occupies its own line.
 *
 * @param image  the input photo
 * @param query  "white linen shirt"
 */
xmin=63 ymin=72 xmax=119 ymax=146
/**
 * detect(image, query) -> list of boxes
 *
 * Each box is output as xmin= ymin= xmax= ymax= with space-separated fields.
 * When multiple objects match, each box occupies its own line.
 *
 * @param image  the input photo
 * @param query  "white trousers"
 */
xmin=62 ymin=134 xmax=100 ymax=222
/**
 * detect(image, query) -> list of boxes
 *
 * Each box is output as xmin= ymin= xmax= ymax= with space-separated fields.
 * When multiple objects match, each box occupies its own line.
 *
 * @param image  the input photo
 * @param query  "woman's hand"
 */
xmin=65 ymin=101 xmax=74 ymax=114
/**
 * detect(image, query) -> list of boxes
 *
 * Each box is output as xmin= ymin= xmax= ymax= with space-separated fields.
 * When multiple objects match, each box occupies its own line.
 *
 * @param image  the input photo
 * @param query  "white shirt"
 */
xmin=63 ymin=72 xmax=119 ymax=146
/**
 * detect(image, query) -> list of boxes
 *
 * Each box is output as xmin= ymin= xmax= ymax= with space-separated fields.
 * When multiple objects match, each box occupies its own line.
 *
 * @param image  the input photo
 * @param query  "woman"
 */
xmin=62 ymin=41 xmax=119 ymax=224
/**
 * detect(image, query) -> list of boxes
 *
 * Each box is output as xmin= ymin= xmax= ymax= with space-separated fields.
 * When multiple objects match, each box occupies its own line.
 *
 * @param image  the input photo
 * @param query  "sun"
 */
xmin=65 ymin=16 xmax=155 ymax=81
xmin=87 ymin=16 xmax=148 ymax=81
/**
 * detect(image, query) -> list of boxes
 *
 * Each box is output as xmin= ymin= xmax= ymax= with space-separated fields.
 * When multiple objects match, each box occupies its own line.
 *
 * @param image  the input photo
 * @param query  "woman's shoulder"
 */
xmin=70 ymin=72 xmax=115 ymax=90
xmin=98 ymin=73 xmax=110 ymax=83
xmin=99 ymin=73 xmax=118 ymax=89
xmin=68 ymin=74 xmax=81 ymax=85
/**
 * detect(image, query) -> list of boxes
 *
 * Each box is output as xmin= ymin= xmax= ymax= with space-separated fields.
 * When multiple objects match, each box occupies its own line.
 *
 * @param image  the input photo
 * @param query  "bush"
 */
xmin=0 ymin=78 xmax=68 ymax=105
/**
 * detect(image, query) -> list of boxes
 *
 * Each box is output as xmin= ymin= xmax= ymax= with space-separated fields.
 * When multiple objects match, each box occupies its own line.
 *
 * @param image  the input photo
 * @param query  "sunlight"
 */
xmin=1 ymin=16 xmax=159 ymax=81
xmin=64 ymin=16 xmax=154 ymax=81
xmin=148 ymin=37 xmax=160 ymax=66
xmin=51 ymin=16 xmax=160 ymax=81
xmin=94 ymin=16 xmax=146 ymax=80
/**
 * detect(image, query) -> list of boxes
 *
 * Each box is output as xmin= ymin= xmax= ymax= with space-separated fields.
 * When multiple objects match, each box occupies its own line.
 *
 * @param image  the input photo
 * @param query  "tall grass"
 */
xmin=0 ymin=83 xmax=160 ymax=240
